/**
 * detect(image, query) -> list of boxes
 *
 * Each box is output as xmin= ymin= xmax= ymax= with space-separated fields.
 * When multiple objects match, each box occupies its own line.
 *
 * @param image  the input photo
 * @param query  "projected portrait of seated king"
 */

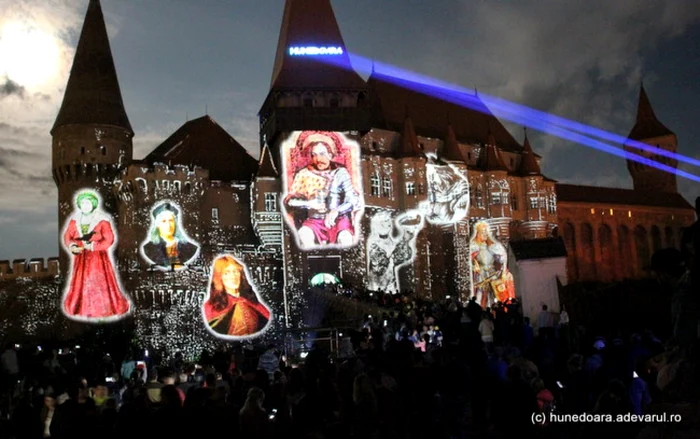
xmin=282 ymin=131 xmax=364 ymax=249
xmin=141 ymin=201 xmax=199 ymax=270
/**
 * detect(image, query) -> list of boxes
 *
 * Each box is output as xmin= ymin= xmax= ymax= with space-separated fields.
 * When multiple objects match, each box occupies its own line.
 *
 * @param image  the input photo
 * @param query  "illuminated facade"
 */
xmin=0 ymin=0 xmax=694 ymax=347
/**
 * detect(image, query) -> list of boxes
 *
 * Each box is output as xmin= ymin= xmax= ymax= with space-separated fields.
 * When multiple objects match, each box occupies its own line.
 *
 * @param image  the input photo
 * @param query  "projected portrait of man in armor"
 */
xmin=366 ymin=210 xmax=424 ymax=294
xmin=281 ymin=131 xmax=364 ymax=250
xmin=469 ymin=221 xmax=515 ymax=307
xmin=141 ymin=201 xmax=199 ymax=271
xmin=420 ymin=154 xmax=470 ymax=225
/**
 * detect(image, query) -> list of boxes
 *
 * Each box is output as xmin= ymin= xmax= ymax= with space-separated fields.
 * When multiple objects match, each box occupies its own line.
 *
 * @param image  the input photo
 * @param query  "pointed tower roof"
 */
xmin=395 ymin=111 xmax=422 ymax=158
xmin=627 ymin=85 xmax=674 ymax=141
xmin=256 ymin=143 xmax=279 ymax=178
xmin=518 ymin=128 xmax=541 ymax=176
xmin=145 ymin=116 xmax=258 ymax=181
xmin=479 ymin=129 xmax=508 ymax=172
xmin=52 ymin=0 xmax=132 ymax=135
xmin=442 ymin=122 xmax=467 ymax=162
xmin=270 ymin=0 xmax=366 ymax=89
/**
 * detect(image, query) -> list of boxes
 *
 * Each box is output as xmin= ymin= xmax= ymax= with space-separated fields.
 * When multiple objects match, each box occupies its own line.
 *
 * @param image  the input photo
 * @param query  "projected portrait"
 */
xmin=61 ymin=189 xmax=131 ymax=322
xmin=420 ymin=154 xmax=470 ymax=224
xmin=202 ymin=255 xmax=272 ymax=339
xmin=469 ymin=221 xmax=515 ymax=307
xmin=366 ymin=210 xmax=424 ymax=294
xmin=281 ymin=131 xmax=364 ymax=250
xmin=141 ymin=201 xmax=199 ymax=271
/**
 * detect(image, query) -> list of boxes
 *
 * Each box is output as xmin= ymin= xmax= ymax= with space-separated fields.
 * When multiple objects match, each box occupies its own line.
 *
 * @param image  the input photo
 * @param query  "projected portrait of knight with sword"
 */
xmin=469 ymin=221 xmax=515 ymax=307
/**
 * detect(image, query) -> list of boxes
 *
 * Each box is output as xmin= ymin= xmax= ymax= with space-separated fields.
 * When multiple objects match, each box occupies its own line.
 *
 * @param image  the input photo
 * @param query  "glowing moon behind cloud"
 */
xmin=0 ymin=21 xmax=60 ymax=89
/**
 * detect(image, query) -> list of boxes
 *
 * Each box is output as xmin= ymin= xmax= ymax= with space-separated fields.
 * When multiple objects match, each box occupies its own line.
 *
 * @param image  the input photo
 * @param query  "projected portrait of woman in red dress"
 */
xmin=202 ymin=255 xmax=271 ymax=338
xmin=62 ymin=190 xmax=131 ymax=322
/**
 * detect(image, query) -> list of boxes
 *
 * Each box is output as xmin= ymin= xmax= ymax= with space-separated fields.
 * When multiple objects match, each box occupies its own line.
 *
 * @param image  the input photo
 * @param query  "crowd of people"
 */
xmin=1 ymin=238 xmax=699 ymax=438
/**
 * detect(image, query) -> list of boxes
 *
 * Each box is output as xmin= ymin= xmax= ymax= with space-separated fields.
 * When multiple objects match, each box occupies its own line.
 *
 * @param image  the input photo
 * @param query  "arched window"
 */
xmin=580 ymin=223 xmax=595 ymax=281
xmin=651 ymin=226 xmax=662 ymax=253
xmin=618 ymin=225 xmax=632 ymax=279
xmin=599 ymin=224 xmax=614 ymax=281
xmin=563 ymin=223 xmax=577 ymax=282
xmin=370 ymin=173 xmax=380 ymax=197
xmin=665 ymin=226 xmax=676 ymax=249
xmin=635 ymin=226 xmax=649 ymax=276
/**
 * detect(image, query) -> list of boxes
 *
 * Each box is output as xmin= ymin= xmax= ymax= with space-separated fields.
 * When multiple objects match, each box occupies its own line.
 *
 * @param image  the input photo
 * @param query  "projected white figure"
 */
xmin=366 ymin=210 xmax=424 ymax=294
xmin=469 ymin=221 xmax=515 ymax=307
xmin=282 ymin=131 xmax=364 ymax=250
xmin=61 ymin=189 xmax=131 ymax=322
xmin=420 ymin=154 xmax=470 ymax=225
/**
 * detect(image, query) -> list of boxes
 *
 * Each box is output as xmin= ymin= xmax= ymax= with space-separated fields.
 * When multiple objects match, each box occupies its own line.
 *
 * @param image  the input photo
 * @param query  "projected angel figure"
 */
xmin=141 ymin=202 xmax=199 ymax=271
xmin=202 ymin=255 xmax=271 ymax=338
xmin=421 ymin=154 xmax=470 ymax=224
xmin=282 ymin=131 xmax=364 ymax=249
xmin=366 ymin=210 xmax=424 ymax=294
xmin=62 ymin=190 xmax=131 ymax=321
xmin=470 ymin=221 xmax=515 ymax=307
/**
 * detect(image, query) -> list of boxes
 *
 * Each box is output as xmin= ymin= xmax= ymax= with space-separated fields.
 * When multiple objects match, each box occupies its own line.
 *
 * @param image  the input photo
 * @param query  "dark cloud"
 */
xmin=0 ymin=77 xmax=26 ymax=99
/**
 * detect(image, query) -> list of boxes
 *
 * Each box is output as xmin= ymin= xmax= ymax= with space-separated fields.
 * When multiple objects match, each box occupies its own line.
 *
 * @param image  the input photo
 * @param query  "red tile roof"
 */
xmin=368 ymin=73 xmax=522 ymax=152
xmin=146 ymin=116 xmax=258 ymax=182
xmin=556 ymin=184 xmax=692 ymax=210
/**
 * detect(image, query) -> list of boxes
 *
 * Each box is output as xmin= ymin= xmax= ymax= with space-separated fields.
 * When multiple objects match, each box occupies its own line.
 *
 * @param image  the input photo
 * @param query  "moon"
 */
xmin=0 ymin=21 xmax=60 ymax=90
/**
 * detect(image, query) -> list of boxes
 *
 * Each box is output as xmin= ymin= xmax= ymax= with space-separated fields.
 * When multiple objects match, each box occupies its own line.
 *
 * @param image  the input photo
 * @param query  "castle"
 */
xmin=0 ymin=0 xmax=694 ymax=335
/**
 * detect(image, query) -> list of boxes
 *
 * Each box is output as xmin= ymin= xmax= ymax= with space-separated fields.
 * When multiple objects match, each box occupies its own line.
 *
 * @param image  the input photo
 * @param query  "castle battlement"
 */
xmin=122 ymin=162 xmax=209 ymax=180
xmin=0 ymin=257 xmax=60 ymax=280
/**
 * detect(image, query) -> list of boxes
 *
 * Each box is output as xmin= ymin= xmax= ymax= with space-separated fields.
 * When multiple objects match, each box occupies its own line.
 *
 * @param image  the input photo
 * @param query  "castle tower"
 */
xmin=518 ymin=129 xmax=548 ymax=239
xmin=51 ymin=0 xmax=133 ymax=270
xmin=624 ymin=85 xmax=678 ymax=193
xmin=252 ymin=143 xmax=283 ymax=249
xmin=259 ymin=0 xmax=371 ymax=149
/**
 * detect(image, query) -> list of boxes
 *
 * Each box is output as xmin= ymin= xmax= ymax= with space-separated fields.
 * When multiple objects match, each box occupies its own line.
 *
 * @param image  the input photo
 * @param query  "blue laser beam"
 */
xmin=331 ymin=53 xmax=700 ymax=171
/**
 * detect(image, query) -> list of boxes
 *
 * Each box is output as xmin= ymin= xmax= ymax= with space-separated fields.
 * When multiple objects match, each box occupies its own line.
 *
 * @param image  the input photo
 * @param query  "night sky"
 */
xmin=1 ymin=0 xmax=699 ymax=261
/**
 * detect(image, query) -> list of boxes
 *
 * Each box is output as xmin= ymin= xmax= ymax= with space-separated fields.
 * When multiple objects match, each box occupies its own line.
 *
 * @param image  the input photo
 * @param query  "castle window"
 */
xmin=74 ymin=164 xmax=81 ymax=176
xmin=370 ymin=173 xmax=380 ymax=197
xmin=476 ymin=187 xmax=484 ymax=208
xmin=419 ymin=143 xmax=424 ymax=150
xmin=510 ymin=158 xmax=514 ymax=168
xmin=609 ymin=208 xmax=613 ymax=216
xmin=628 ymin=210 xmax=632 ymax=218
xmin=370 ymin=141 xmax=378 ymax=151
xmin=173 ymin=181 xmax=181 ymax=192
xmin=549 ymin=194 xmax=557 ymax=213
xmin=510 ymin=194 xmax=518 ymax=211
xmin=530 ymin=197 xmax=538 ymax=209
xmin=382 ymin=177 xmax=393 ymax=198
xmin=162 ymin=180 xmax=170 ymax=190
xmin=136 ymin=178 xmax=147 ymax=192
xmin=212 ymin=208 xmax=219 ymax=221
xmin=184 ymin=182 xmax=191 ymax=194
xmin=80 ymin=147 xmax=85 ymax=155
xmin=100 ymin=145 xmax=106 ymax=156
xmin=591 ymin=208 xmax=596 ymax=215
xmin=467 ymin=152 xmax=472 ymax=161
xmin=85 ymin=164 xmax=92 ymax=177
xmin=491 ymin=192 xmax=501 ymax=205
xmin=265 ymin=193 xmax=277 ymax=211
xmin=303 ymin=95 xmax=313 ymax=108
xmin=406 ymin=182 xmax=416 ymax=196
